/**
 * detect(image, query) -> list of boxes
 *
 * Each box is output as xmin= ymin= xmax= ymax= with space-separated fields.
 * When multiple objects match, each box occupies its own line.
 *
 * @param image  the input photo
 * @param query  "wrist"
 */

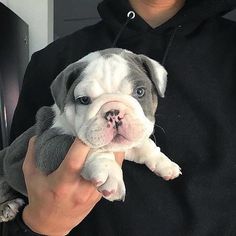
xmin=12 ymin=206 xmax=43 ymax=236
xmin=22 ymin=205 xmax=70 ymax=236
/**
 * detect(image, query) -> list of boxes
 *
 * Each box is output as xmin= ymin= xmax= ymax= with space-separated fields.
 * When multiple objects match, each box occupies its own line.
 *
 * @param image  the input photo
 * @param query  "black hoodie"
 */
xmin=6 ymin=0 xmax=236 ymax=235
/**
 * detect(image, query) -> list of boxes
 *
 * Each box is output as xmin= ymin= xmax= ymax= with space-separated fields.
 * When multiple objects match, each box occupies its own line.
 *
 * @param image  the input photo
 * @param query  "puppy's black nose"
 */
xmin=104 ymin=109 xmax=123 ymax=129
xmin=104 ymin=109 xmax=120 ymax=120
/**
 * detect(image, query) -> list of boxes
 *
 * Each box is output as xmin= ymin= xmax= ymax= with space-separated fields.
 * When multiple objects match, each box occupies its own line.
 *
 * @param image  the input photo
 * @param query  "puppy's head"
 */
xmin=51 ymin=48 xmax=167 ymax=151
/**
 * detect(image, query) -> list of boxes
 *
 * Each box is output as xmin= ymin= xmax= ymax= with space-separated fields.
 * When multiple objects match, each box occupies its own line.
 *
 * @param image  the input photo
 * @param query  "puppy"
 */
xmin=0 ymin=48 xmax=181 ymax=222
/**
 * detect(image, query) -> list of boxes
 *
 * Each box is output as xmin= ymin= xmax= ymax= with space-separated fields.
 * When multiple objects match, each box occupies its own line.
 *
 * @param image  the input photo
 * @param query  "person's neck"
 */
xmin=129 ymin=0 xmax=186 ymax=28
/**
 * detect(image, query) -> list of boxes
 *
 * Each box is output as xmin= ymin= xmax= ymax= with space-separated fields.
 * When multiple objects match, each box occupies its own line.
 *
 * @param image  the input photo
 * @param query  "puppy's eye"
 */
xmin=76 ymin=96 xmax=92 ymax=105
xmin=135 ymin=87 xmax=146 ymax=98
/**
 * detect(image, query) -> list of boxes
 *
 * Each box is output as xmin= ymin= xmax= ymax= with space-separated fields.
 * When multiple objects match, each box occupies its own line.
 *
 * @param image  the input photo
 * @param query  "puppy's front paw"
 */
xmin=0 ymin=198 xmax=25 ymax=222
xmin=81 ymin=159 xmax=126 ymax=201
xmin=155 ymin=161 xmax=182 ymax=180
xmin=146 ymin=153 xmax=182 ymax=181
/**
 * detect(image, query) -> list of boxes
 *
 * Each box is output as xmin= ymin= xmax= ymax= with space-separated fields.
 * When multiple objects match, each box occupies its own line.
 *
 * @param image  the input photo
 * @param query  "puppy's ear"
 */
xmin=50 ymin=62 xmax=85 ymax=111
xmin=139 ymin=55 xmax=167 ymax=97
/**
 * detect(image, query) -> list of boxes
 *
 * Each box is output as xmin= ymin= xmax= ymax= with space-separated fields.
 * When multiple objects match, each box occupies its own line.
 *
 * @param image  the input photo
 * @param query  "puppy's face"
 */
xmin=51 ymin=49 xmax=167 ymax=151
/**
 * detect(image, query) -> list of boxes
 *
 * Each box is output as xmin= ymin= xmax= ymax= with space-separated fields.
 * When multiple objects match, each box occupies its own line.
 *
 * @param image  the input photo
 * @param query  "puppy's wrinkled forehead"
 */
xmin=74 ymin=50 xmax=134 ymax=98
xmin=51 ymin=48 xmax=167 ymax=112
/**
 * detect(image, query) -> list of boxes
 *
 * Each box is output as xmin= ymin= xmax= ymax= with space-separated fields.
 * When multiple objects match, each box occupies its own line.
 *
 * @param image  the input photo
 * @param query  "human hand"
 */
xmin=22 ymin=137 xmax=124 ymax=236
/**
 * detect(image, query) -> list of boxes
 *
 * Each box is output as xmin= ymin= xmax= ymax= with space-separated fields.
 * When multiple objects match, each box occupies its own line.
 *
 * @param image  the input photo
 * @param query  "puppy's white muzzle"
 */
xmin=77 ymin=94 xmax=154 ymax=151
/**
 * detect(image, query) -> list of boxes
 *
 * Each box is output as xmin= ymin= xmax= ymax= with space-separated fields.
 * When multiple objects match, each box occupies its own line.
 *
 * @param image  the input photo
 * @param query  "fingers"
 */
xmin=55 ymin=139 xmax=90 ymax=183
xmin=114 ymin=152 xmax=125 ymax=166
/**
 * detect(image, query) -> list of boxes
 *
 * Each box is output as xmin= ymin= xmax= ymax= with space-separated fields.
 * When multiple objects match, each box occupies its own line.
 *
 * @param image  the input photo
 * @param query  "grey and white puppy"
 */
xmin=0 ymin=48 xmax=181 ymax=222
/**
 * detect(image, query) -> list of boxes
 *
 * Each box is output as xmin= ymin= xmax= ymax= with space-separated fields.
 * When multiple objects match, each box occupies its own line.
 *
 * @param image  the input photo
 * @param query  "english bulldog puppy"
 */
xmin=0 ymin=48 xmax=181 ymax=222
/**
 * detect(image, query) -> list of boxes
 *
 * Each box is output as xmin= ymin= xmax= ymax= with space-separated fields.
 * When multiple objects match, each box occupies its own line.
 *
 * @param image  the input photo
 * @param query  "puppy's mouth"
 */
xmin=84 ymin=121 xmax=132 ymax=149
xmin=111 ymin=133 xmax=129 ymax=144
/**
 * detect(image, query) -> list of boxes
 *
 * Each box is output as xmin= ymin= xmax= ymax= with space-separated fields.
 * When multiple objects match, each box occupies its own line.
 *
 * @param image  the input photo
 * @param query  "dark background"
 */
xmin=0 ymin=3 xmax=28 ymax=148
xmin=54 ymin=0 xmax=101 ymax=39
xmin=54 ymin=0 xmax=236 ymax=39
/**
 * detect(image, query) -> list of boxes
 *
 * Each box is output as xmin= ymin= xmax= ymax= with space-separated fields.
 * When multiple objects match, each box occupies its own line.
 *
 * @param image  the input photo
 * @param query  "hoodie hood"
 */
xmin=98 ymin=0 xmax=236 ymax=40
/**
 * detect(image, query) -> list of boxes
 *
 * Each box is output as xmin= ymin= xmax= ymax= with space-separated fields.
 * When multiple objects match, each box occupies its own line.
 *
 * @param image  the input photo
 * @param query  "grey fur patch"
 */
xmin=2 ymin=126 xmax=36 ymax=196
xmin=138 ymin=54 xmax=167 ymax=97
xmin=126 ymin=64 xmax=157 ymax=121
xmin=0 ymin=180 xmax=16 ymax=203
xmin=51 ymin=61 xmax=88 ymax=111
xmin=35 ymin=129 xmax=75 ymax=174
xmin=35 ymin=106 xmax=55 ymax=135
xmin=122 ymin=51 xmax=167 ymax=96
xmin=99 ymin=48 xmax=125 ymax=57
xmin=33 ymin=105 xmax=76 ymax=174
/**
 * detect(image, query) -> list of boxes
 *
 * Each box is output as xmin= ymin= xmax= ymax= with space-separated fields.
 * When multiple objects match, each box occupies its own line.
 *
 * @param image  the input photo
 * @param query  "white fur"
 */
xmin=81 ymin=150 xmax=126 ymax=201
xmin=51 ymin=104 xmax=76 ymax=136
xmin=74 ymin=54 xmax=132 ymax=99
xmin=126 ymin=139 xmax=182 ymax=180
xmin=79 ymin=51 xmax=101 ymax=64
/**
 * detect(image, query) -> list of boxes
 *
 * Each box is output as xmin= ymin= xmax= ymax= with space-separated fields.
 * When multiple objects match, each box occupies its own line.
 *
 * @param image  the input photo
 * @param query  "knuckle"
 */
xmin=28 ymin=136 xmax=36 ymax=146
xmin=52 ymin=184 xmax=70 ymax=199
xmin=74 ymin=186 xmax=97 ymax=205
xmin=62 ymin=159 xmax=83 ymax=174
xmin=76 ymin=196 xmax=89 ymax=205
xmin=75 ymin=193 xmax=92 ymax=205
xmin=66 ymin=161 xmax=80 ymax=172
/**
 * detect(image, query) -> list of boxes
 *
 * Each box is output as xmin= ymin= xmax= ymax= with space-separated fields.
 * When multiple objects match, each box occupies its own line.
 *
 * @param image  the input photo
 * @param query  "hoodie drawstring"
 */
xmin=112 ymin=11 xmax=181 ymax=67
xmin=161 ymin=25 xmax=182 ymax=66
xmin=111 ymin=11 xmax=136 ymax=47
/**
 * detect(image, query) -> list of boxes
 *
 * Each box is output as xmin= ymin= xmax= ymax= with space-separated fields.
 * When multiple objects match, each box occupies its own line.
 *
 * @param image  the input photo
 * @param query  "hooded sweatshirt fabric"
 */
xmin=6 ymin=0 xmax=236 ymax=235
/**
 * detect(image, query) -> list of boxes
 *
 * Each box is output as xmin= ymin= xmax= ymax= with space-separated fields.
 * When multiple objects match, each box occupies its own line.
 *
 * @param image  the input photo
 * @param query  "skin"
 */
xmin=22 ymin=0 xmax=186 ymax=234
xmin=129 ymin=0 xmax=186 ymax=28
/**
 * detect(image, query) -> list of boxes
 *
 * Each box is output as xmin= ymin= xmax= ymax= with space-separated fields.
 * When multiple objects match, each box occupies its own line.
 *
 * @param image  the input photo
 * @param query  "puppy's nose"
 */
xmin=105 ymin=109 xmax=120 ymax=119
xmin=104 ymin=109 xmax=123 ymax=128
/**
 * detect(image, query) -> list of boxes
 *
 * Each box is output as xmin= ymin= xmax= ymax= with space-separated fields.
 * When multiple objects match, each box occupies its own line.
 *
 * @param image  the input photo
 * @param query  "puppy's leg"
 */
xmin=81 ymin=151 xmax=126 ymax=201
xmin=35 ymin=130 xmax=75 ymax=174
xmin=126 ymin=139 xmax=182 ymax=180
xmin=0 ymin=179 xmax=25 ymax=222
xmin=0 ymin=126 xmax=35 ymax=221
